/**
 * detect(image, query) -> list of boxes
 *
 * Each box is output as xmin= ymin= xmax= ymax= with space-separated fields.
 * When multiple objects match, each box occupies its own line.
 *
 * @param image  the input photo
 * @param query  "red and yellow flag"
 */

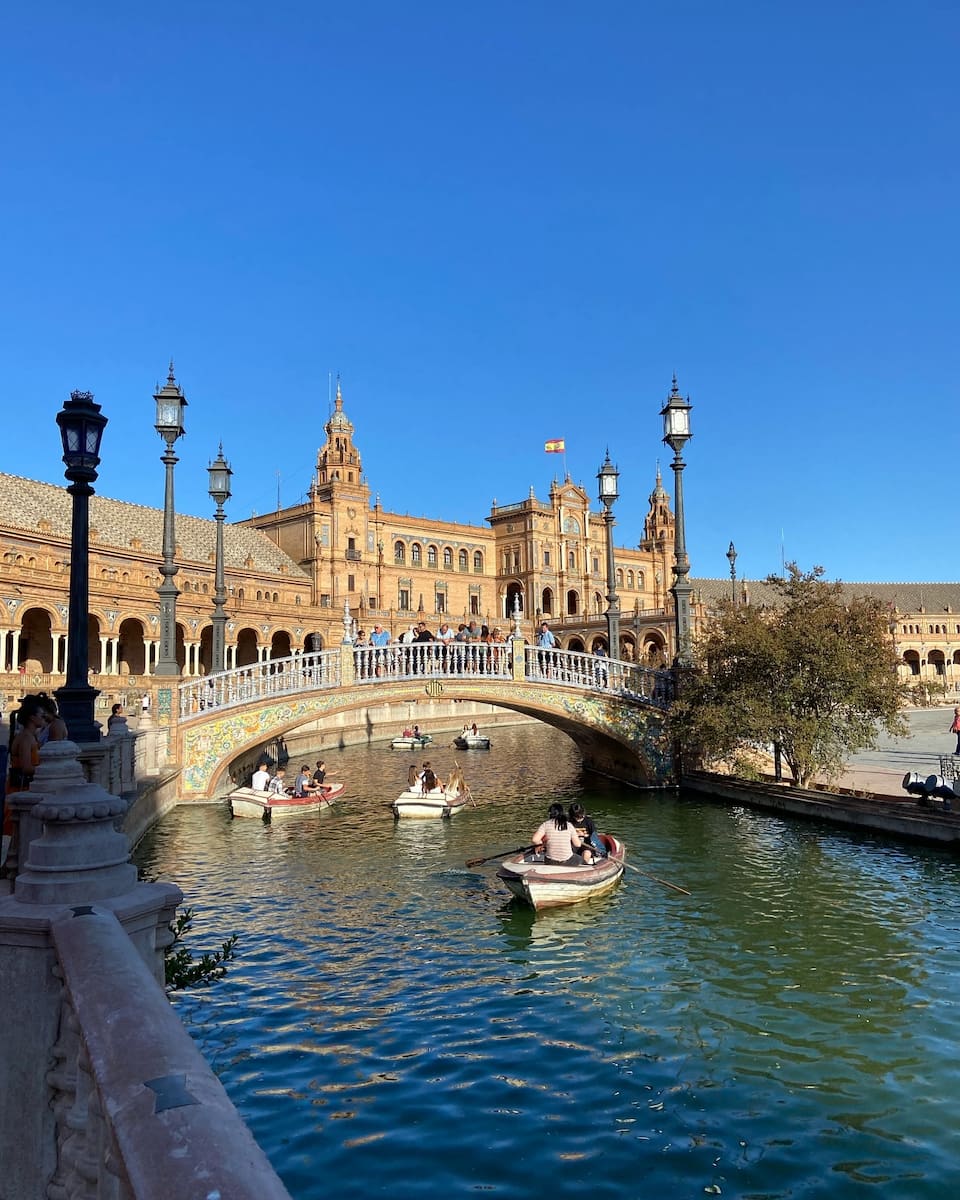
xmin=544 ymin=438 xmax=565 ymax=453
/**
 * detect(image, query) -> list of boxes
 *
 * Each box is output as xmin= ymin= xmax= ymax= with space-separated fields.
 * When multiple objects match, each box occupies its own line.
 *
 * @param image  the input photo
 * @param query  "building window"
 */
xmin=543 ymin=549 xmax=551 ymax=568
xmin=512 ymin=552 xmax=520 ymax=572
xmin=369 ymin=595 xmax=377 ymax=610
xmin=592 ymin=556 xmax=599 ymax=574
xmin=427 ymin=545 xmax=438 ymax=567
xmin=435 ymin=592 xmax=446 ymax=613
xmin=470 ymin=594 xmax=480 ymax=616
xmin=395 ymin=541 xmax=406 ymax=564
xmin=473 ymin=551 xmax=483 ymax=573
xmin=459 ymin=550 xmax=469 ymax=572
xmin=347 ymin=575 xmax=356 ymax=593
xmin=568 ymin=551 xmax=575 ymax=570
xmin=399 ymin=588 xmax=410 ymax=611
xmin=412 ymin=543 xmax=422 ymax=566
xmin=443 ymin=547 xmax=453 ymax=568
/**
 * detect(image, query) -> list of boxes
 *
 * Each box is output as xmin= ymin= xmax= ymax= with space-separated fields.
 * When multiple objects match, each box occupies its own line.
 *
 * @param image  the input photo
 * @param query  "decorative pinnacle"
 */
xmin=167 ymin=359 xmax=176 ymax=385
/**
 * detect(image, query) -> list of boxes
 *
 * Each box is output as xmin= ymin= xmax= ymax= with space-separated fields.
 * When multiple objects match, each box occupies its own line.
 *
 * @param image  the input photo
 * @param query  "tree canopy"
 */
xmin=670 ymin=565 xmax=909 ymax=786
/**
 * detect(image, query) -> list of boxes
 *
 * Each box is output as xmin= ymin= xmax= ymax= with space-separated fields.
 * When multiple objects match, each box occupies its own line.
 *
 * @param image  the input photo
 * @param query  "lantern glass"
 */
xmin=597 ymin=455 xmax=619 ymax=504
xmin=208 ymin=452 xmax=233 ymax=505
xmin=155 ymin=397 xmax=183 ymax=434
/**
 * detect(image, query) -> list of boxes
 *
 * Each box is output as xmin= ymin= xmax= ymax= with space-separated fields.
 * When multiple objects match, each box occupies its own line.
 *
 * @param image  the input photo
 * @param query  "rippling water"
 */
xmin=135 ymin=726 xmax=960 ymax=1199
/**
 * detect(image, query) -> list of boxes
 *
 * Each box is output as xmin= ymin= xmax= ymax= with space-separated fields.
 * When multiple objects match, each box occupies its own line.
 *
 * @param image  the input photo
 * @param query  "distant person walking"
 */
xmin=949 ymin=707 xmax=960 ymax=755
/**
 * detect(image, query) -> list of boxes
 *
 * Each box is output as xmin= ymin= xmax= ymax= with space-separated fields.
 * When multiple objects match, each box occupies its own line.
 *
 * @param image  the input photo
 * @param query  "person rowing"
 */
xmin=531 ymin=802 xmax=592 ymax=865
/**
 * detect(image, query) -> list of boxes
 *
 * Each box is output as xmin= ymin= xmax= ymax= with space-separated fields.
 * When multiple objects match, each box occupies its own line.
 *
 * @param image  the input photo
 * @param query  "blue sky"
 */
xmin=3 ymin=1 xmax=957 ymax=584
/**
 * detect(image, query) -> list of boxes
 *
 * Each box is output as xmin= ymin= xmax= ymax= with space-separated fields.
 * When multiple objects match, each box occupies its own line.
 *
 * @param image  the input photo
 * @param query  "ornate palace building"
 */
xmin=2 ymin=376 xmax=957 ymax=710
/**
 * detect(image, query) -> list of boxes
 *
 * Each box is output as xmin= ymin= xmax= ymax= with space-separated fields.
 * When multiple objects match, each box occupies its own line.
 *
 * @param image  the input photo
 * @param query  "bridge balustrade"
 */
xmin=177 ymin=642 xmax=674 ymax=723
xmin=178 ymin=650 xmax=342 ymax=719
xmin=353 ymin=640 xmax=513 ymax=682
xmin=524 ymin=646 xmax=673 ymax=707
xmin=46 ymin=905 xmax=293 ymax=1200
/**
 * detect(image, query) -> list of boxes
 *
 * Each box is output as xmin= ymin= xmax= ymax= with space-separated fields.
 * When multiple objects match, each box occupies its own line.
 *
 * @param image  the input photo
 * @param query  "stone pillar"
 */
xmin=11 ymin=627 xmax=21 ymax=668
xmin=110 ymin=636 xmax=120 ymax=675
xmin=55 ymin=632 xmax=66 ymax=674
xmin=99 ymin=634 xmax=109 ymax=673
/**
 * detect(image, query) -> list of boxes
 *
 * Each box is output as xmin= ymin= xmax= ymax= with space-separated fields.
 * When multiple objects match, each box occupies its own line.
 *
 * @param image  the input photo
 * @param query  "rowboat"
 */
xmin=495 ymin=835 xmax=626 ymax=910
xmin=390 ymin=734 xmax=433 ymax=750
xmin=391 ymin=787 xmax=469 ymax=819
xmin=453 ymin=733 xmax=491 ymax=750
xmin=229 ymin=782 xmax=346 ymax=821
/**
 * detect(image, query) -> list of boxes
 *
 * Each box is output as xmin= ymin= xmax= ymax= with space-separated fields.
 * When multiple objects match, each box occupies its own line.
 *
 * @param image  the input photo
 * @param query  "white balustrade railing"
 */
xmin=178 ymin=643 xmax=673 ymax=721
xmin=352 ymin=640 xmax=514 ymax=682
xmin=179 ymin=650 xmax=341 ymax=719
xmin=524 ymin=646 xmax=673 ymax=706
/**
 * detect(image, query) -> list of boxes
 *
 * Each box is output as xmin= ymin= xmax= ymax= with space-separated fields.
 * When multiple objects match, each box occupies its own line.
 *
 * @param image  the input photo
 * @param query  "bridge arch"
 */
xmin=176 ymin=644 xmax=674 ymax=798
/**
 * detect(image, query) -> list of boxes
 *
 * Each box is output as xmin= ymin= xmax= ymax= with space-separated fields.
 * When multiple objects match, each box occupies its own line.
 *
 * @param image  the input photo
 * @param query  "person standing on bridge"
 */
xmin=536 ymin=622 xmax=558 ymax=678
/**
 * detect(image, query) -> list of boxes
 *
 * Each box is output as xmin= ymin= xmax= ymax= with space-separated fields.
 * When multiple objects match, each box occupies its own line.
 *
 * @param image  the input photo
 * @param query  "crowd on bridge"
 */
xmin=353 ymin=619 xmax=514 ymax=678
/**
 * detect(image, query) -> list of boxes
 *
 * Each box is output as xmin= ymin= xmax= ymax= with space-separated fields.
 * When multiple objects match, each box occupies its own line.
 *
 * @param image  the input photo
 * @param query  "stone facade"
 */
xmin=2 ymin=376 xmax=955 ymax=707
xmin=0 ymin=380 xmax=680 ymax=714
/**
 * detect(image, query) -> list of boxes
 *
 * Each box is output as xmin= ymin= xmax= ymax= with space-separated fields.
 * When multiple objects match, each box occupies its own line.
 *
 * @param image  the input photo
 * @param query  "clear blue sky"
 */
xmin=3 ymin=1 xmax=957 ymax=584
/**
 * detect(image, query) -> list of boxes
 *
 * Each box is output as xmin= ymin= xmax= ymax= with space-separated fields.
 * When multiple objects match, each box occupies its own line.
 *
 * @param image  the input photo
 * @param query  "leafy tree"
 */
xmin=165 ymin=907 xmax=238 ymax=991
xmin=671 ymin=564 xmax=909 ymax=786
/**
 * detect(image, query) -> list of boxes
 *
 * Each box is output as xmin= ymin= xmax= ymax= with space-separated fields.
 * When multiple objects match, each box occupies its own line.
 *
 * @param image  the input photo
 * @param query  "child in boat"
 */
xmin=420 ymin=761 xmax=440 ymax=792
xmin=407 ymin=763 xmax=421 ymax=793
xmin=531 ymin=802 xmax=590 ymax=866
xmin=568 ymin=803 xmax=607 ymax=859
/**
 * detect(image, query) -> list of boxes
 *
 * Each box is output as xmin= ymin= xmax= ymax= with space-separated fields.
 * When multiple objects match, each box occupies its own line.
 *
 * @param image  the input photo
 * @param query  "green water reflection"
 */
xmin=136 ymin=724 xmax=960 ymax=1199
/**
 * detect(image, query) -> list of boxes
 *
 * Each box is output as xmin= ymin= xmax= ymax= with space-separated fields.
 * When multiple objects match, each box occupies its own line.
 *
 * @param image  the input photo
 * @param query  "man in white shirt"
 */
xmin=251 ymin=762 xmax=270 ymax=792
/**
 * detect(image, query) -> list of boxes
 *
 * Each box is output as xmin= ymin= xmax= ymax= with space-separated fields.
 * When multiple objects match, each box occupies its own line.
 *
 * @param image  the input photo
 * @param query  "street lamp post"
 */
xmin=55 ymin=390 xmax=108 ymax=742
xmin=661 ymin=377 xmax=693 ymax=667
xmin=154 ymin=364 xmax=187 ymax=676
xmin=726 ymin=541 xmax=738 ymax=605
xmin=597 ymin=451 xmax=620 ymax=657
xmin=207 ymin=445 xmax=233 ymax=673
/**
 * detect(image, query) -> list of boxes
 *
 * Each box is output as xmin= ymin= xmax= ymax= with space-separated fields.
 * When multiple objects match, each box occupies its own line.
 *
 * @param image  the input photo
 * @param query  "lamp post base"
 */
xmin=54 ymin=684 xmax=102 ymax=743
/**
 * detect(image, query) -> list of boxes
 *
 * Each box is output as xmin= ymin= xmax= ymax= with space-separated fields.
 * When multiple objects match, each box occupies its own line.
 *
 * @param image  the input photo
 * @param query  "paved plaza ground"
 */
xmin=832 ymin=705 xmax=959 ymax=799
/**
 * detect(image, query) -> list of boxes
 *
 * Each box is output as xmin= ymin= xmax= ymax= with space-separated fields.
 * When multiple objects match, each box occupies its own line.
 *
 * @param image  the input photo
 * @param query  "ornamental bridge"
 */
xmin=175 ymin=637 xmax=675 ymax=797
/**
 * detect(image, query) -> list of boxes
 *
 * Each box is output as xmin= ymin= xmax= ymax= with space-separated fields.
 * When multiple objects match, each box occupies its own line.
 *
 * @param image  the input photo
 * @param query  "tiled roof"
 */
xmin=693 ymin=576 xmax=960 ymax=614
xmin=0 ymin=473 xmax=308 ymax=577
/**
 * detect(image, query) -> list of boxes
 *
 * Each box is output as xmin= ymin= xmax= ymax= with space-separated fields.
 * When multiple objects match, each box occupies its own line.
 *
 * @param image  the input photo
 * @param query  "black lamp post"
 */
xmin=154 ymin=364 xmax=187 ymax=676
xmin=208 ymin=445 xmax=232 ymax=673
xmin=597 ymin=451 xmax=620 ymax=657
xmin=726 ymin=541 xmax=738 ymax=605
xmin=55 ymin=390 xmax=108 ymax=742
xmin=661 ymin=377 xmax=693 ymax=667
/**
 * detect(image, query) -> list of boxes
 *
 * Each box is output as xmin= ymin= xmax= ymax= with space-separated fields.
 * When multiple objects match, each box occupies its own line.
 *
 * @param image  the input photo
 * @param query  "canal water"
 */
xmin=134 ymin=725 xmax=960 ymax=1199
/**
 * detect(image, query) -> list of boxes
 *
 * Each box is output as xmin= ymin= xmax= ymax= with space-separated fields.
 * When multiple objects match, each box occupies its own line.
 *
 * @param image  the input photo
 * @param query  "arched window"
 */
xmin=411 ymin=543 xmax=422 ymax=565
xmin=626 ymin=570 xmax=634 ymax=589
xmin=568 ymin=550 xmax=576 ymax=570
xmin=541 ymin=587 xmax=554 ymax=616
xmin=256 ymin=590 xmax=263 ymax=601
xmin=395 ymin=541 xmax=406 ymax=564
xmin=473 ymin=550 xmax=483 ymax=573
xmin=443 ymin=547 xmax=453 ymax=568
xmin=273 ymin=592 xmax=279 ymax=603
xmin=459 ymin=550 xmax=469 ymax=572
xmin=616 ymin=568 xmax=624 ymax=587
xmin=427 ymin=545 xmax=438 ymax=568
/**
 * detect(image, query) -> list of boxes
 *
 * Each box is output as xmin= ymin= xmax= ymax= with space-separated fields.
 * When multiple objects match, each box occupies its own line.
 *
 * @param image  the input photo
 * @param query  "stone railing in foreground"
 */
xmin=0 ymin=741 xmax=292 ymax=1200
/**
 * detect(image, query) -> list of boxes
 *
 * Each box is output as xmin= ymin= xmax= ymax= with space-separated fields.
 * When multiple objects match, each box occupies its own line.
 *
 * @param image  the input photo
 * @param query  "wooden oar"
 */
xmin=606 ymin=852 xmax=690 ymax=896
xmin=465 ymin=845 xmax=534 ymax=868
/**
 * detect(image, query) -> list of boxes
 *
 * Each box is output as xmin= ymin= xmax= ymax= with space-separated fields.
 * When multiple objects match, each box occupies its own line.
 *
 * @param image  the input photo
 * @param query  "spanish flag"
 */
xmin=544 ymin=438 xmax=565 ymax=453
